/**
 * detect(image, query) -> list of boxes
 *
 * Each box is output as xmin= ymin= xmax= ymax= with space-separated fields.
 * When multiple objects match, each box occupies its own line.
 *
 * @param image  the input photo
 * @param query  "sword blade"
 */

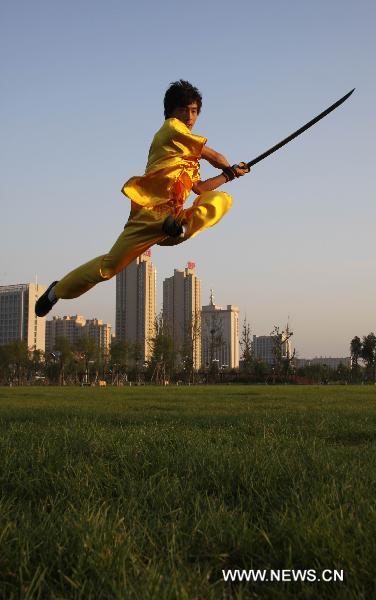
xmin=247 ymin=88 xmax=355 ymax=168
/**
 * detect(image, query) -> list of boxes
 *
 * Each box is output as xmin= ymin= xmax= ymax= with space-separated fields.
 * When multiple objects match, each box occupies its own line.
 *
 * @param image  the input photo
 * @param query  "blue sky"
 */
xmin=1 ymin=0 xmax=375 ymax=357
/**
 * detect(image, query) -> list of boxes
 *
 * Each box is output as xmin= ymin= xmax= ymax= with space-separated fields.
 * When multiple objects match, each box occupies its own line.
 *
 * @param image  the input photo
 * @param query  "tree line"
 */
xmin=349 ymin=333 xmax=376 ymax=383
xmin=0 ymin=317 xmax=290 ymax=385
xmin=1 ymin=321 xmax=372 ymax=386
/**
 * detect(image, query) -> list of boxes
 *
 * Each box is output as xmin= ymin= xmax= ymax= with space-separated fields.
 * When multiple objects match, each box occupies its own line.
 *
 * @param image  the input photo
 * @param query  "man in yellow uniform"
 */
xmin=35 ymin=80 xmax=250 ymax=317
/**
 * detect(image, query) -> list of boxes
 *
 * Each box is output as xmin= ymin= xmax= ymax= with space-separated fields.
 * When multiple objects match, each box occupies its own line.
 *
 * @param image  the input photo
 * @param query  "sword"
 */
xmin=245 ymin=88 xmax=355 ymax=169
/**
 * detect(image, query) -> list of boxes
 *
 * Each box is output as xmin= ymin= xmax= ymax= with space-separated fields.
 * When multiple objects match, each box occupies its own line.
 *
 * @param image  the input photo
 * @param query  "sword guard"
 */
xmin=237 ymin=162 xmax=251 ymax=173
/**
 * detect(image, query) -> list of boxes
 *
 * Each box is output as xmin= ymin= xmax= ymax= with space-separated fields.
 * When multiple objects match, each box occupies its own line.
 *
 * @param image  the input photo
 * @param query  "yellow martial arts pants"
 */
xmin=55 ymin=191 xmax=232 ymax=300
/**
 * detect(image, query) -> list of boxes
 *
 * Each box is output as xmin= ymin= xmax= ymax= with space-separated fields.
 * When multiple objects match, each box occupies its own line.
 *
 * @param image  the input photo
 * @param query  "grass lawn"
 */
xmin=0 ymin=385 xmax=376 ymax=599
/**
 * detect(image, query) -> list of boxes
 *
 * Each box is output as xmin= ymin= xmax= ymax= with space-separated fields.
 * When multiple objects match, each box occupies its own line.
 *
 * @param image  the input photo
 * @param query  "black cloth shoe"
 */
xmin=35 ymin=281 xmax=59 ymax=317
xmin=162 ymin=215 xmax=184 ymax=238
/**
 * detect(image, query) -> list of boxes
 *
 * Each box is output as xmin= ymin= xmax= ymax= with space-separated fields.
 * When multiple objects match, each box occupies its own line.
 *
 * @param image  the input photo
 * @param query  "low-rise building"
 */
xmin=294 ymin=357 xmax=351 ymax=369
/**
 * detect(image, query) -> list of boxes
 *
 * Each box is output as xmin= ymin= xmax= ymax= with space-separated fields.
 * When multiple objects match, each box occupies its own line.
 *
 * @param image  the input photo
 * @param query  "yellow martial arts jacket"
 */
xmin=122 ymin=118 xmax=207 ymax=209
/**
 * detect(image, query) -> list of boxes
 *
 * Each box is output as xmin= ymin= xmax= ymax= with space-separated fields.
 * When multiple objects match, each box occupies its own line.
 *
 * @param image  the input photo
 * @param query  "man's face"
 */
xmin=170 ymin=102 xmax=199 ymax=130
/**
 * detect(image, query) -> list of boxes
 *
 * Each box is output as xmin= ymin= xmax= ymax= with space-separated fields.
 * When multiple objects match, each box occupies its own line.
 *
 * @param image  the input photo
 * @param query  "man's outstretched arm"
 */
xmin=201 ymin=145 xmax=230 ymax=169
xmin=192 ymin=145 xmax=250 ymax=195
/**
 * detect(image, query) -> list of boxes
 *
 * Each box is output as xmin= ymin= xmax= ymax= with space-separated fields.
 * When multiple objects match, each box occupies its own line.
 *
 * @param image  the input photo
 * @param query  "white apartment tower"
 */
xmin=163 ymin=262 xmax=201 ymax=369
xmin=0 ymin=283 xmax=47 ymax=351
xmin=115 ymin=251 xmax=156 ymax=362
xmin=201 ymin=291 xmax=239 ymax=369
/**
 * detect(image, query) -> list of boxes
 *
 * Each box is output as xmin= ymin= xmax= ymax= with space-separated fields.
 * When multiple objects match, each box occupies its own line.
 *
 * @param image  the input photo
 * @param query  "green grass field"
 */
xmin=0 ymin=385 xmax=376 ymax=599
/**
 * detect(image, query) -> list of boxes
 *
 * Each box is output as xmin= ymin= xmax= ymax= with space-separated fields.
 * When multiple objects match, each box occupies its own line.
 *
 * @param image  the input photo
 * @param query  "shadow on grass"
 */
xmin=328 ymin=431 xmax=376 ymax=446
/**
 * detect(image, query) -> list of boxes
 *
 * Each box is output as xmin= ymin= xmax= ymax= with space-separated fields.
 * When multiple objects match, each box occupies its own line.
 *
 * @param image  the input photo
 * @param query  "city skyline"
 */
xmin=2 ymin=1 xmax=374 ymax=358
xmin=0 ymin=275 xmax=352 ymax=362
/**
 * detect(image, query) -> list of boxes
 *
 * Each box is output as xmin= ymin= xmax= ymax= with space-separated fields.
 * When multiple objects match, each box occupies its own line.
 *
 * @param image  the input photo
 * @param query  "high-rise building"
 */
xmin=0 ymin=283 xmax=47 ymax=351
xmin=115 ymin=251 xmax=156 ymax=362
xmin=251 ymin=336 xmax=276 ymax=365
xmin=84 ymin=319 xmax=112 ymax=358
xmin=163 ymin=262 xmax=201 ymax=369
xmin=45 ymin=315 xmax=86 ymax=354
xmin=252 ymin=329 xmax=293 ymax=366
xmin=45 ymin=315 xmax=111 ymax=357
xmin=201 ymin=291 xmax=239 ymax=369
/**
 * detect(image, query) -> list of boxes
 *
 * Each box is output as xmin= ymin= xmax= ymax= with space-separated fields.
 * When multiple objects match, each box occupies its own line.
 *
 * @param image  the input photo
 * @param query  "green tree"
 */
xmin=110 ymin=339 xmax=132 ymax=385
xmin=6 ymin=340 xmax=29 ymax=385
xmin=296 ymin=364 xmax=331 ymax=384
xmin=240 ymin=317 xmax=253 ymax=375
xmin=270 ymin=325 xmax=295 ymax=383
xmin=179 ymin=335 xmax=194 ymax=384
xmin=179 ymin=310 xmax=201 ymax=384
xmin=148 ymin=313 xmax=175 ymax=384
xmin=361 ymin=333 xmax=376 ymax=383
xmin=336 ymin=363 xmax=351 ymax=383
xmin=350 ymin=335 xmax=362 ymax=383
xmin=202 ymin=311 xmax=224 ymax=382
xmin=28 ymin=348 xmax=45 ymax=384
xmin=0 ymin=344 xmax=12 ymax=384
xmin=253 ymin=359 xmax=269 ymax=382
xmin=54 ymin=337 xmax=74 ymax=385
xmin=75 ymin=335 xmax=99 ymax=385
xmin=130 ymin=340 xmax=144 ymax=383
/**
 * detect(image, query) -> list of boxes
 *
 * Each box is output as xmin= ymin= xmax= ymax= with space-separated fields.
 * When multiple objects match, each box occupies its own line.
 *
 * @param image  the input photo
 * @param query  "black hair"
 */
xmin=164 ymin=79 xmax=202 ymax=119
